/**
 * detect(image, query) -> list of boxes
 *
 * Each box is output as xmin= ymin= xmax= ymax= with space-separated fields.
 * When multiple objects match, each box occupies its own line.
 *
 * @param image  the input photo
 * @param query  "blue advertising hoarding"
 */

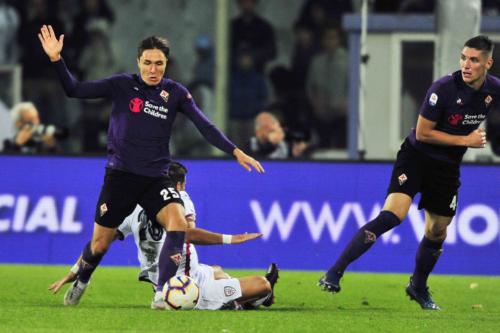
xmin=0 ymin=155 xmax=499 ymax=275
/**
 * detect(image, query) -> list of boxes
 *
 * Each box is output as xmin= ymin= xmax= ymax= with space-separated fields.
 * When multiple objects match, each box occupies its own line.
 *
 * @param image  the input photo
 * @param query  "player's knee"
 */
xmin=426 ymin=226 xmax=447 ymax=241
xmin=383 ymin=194 xmax=412 ymax=221
xmin=91 ymin=239 xmax=110 ymax=255
xmin=213 ymin=266 xmax=230 ymax=280
xmin=257 ymin=276 xmax=271 ymax=294
xmin=212 ymin=265 xmax=225 ymax=275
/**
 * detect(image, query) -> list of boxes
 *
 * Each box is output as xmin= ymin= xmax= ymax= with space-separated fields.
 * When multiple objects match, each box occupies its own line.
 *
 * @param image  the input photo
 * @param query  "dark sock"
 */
xmin=156 ymin=231 xmax=185 ymax=292
xmin=78 ymin=241 xmax=105 ymax=284
xmin=327 ymin=210 xmax=401 ymax=280
xmin=412 ymin=236 xmax=443 ymax=290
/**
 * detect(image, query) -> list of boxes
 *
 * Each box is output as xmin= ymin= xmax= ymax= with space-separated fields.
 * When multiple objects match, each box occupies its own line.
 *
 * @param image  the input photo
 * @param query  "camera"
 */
xmin=286 ymin=128 xmax=311 ymax=143
xmin=29 ymin=123 xmax=69 ymax=142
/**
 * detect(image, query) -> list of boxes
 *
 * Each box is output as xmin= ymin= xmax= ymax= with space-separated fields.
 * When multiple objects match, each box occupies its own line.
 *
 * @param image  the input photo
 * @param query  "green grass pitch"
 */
xmin=0 ymin=264 xmax=499 ymax=332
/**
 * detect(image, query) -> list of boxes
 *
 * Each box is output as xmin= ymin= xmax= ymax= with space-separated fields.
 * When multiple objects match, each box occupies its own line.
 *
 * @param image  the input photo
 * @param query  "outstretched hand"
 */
xmin=48 ymin=272 xmax=76 ymax=294
xmin=233 ymin=148 xmax=265 ymax=173
xmin=231 ymin=232 xmax=263 ymax=244
xmin=38 ymin=25 xmax=64 ymax=62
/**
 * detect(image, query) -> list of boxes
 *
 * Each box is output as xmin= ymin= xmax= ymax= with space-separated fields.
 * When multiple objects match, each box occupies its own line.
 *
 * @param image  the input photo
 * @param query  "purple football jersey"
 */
xmin=53 ymin=59 xmax=235 ymax=176
xmin=408 ymin=71 xmax=500 ymax=163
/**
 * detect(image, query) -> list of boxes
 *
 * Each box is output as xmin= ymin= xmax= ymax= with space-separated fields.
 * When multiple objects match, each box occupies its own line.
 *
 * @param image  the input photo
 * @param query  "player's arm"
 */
xmin=38 ymin=25 xmax=112 ymax=99
xmin=186 ymin=227 xmax=262 ymax=245
xmin=48 ymin=255 xmax=82 ymax=294
xmin=179 ymin=87 xmax=264 ymax=173
xmin=415 ymin=115 xmax=486 ymax=148
xmin=47 ymin=230 xmax=123 ymax=294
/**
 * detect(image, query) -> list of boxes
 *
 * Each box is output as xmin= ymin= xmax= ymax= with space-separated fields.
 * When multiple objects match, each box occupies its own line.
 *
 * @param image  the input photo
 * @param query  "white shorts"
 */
xmin=193 ymin=265 xmax=242 ymax=310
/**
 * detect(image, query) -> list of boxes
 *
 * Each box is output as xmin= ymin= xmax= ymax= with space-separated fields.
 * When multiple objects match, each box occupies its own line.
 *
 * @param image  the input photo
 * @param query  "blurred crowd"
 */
xmin=1 ymin=0 xmax=499 ymax=158
xmin=1 ymin=0 xmax=115 ymax=154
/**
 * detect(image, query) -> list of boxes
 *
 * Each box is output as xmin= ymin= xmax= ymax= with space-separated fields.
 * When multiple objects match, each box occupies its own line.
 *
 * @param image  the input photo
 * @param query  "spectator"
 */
xmin=70 ymin=0 xmax=114 ymax=70
xmin=164 ymin=55 xmax=182 ymax=83
xmin=171 ymin=34 xmax=217 ymax=157
xmin=229 ymin=48 xmax=268 ymax=147
xmin=191 ymin=34 xmax=215 ymax=88
xmin=78 ymin=19 xmax=116 ymax=152
xmin=171 ymin=83 xmax=216 ymax=157
xmin=78 ymin=19 xmax=116 ymax=80
xmin=267 ymin=65 xmax=311 ymax=139
xmin=247 ymin=112 xmax=309 ymax=159
xmin=0 ymin=98 xmax=14 ymax=151
xmin=290 ymin=21 xmax=320 ymax=91
xmin=17 ymin=0 xmax=66 ymax=127
xmin=230 ymin=0 xmax=277 ymax=73
xmin=4 ymin=102 xmax=67 ymax=154
xmin=297 ymin=0 xmax=352 ymax=48
xmin=483 ymin=0 xmax=500 ymax=16
xmin=306 ymin=25 xmax=348 ymax=149
xmin=0 ymin=0 xmax=20 ymax=64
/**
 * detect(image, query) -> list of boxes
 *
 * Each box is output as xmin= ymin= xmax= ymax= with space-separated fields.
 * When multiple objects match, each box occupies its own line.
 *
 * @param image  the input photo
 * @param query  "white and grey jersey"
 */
xmin=118 ymin=191 xmax=199 ymax=285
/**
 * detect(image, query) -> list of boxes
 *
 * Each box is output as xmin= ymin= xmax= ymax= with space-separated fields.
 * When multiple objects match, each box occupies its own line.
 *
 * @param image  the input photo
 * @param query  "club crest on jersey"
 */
xmin=129 ymin=97 xmax=144 ymax=113
xmin=224 ymin=286 xmax=237 ymax=297
xmin=100 ymin=203 xmax=108 ymax=217
xmin=398 ymin=173 xmax=407 ymax=186
xmin=485 ymin=95 xmax=493 ymax=106
xmin=456 ymin=98 xmax=463 ymax=106
xmin=170 ymin=253 xmax=182 ymax=266
xmin=160 ymin=90 xmax=169 ymax=103
xmin=429 ymin=93 xmax=438 ymax=106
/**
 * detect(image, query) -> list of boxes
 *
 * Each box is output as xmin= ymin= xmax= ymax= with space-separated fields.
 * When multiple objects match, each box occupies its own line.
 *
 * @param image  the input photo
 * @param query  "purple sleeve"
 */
xmin=418 ymin=81 xmax=447 ymax=122
xmin=178 ymin=87 xmax=236 ymax=155
xmin=52 ymin=58 xmax=113 ymax=99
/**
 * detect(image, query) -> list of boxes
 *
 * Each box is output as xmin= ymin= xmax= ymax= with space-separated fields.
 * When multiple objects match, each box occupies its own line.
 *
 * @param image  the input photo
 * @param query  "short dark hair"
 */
xmin=137 ymin=36 xmax=170 ymax=59
xmin=464 ymin=35 xmax=494 ymax=55
xmin=168 ymin=162 xmax=187 ymax=184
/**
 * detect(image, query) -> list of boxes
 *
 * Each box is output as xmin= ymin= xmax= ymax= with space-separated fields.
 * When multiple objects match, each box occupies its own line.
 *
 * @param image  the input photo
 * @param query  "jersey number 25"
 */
xmin=160 ymin=188 xmax=180 ymax=201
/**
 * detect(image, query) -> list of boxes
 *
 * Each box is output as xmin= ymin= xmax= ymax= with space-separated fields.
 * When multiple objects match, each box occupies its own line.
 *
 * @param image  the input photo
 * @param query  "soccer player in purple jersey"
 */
xmin=38 ymin=25 xmax=264 ymax=308
xmin=319 ymin=35 xmax=500 ymax=310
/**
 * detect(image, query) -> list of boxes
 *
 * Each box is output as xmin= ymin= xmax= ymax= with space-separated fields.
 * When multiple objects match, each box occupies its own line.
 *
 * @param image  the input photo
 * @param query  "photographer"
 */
xmin=4 ymin=102 xmax=66 ymax=154
xmin=247 ymin=112 xmax=310 ymax=159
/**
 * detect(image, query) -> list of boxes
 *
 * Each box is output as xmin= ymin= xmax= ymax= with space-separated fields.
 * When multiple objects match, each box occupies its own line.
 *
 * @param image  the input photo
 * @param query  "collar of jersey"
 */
xmin=453 ymin=70 xmax=487 ymax=93
xmin=135 ymin=74 xmax=167 ymax=90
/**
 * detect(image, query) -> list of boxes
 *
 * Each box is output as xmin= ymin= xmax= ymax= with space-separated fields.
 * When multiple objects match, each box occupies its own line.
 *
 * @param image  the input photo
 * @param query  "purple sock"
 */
xmin=412 ymin=236 xmax=443 ymax=290
xmin=78 ymin=241 xmax=104 ymax=283
xmin=327 ymin=210 xmax=401 ymax=279
xmin=156 ymin=231 xmax=185 ymax=292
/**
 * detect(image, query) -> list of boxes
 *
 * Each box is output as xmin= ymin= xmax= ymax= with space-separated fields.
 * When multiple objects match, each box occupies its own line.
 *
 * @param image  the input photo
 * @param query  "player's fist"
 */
xmin=38 ymin=25 xmax=64 ymax=62
xmin=466 ymin=128 xmax=487 ymax=148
